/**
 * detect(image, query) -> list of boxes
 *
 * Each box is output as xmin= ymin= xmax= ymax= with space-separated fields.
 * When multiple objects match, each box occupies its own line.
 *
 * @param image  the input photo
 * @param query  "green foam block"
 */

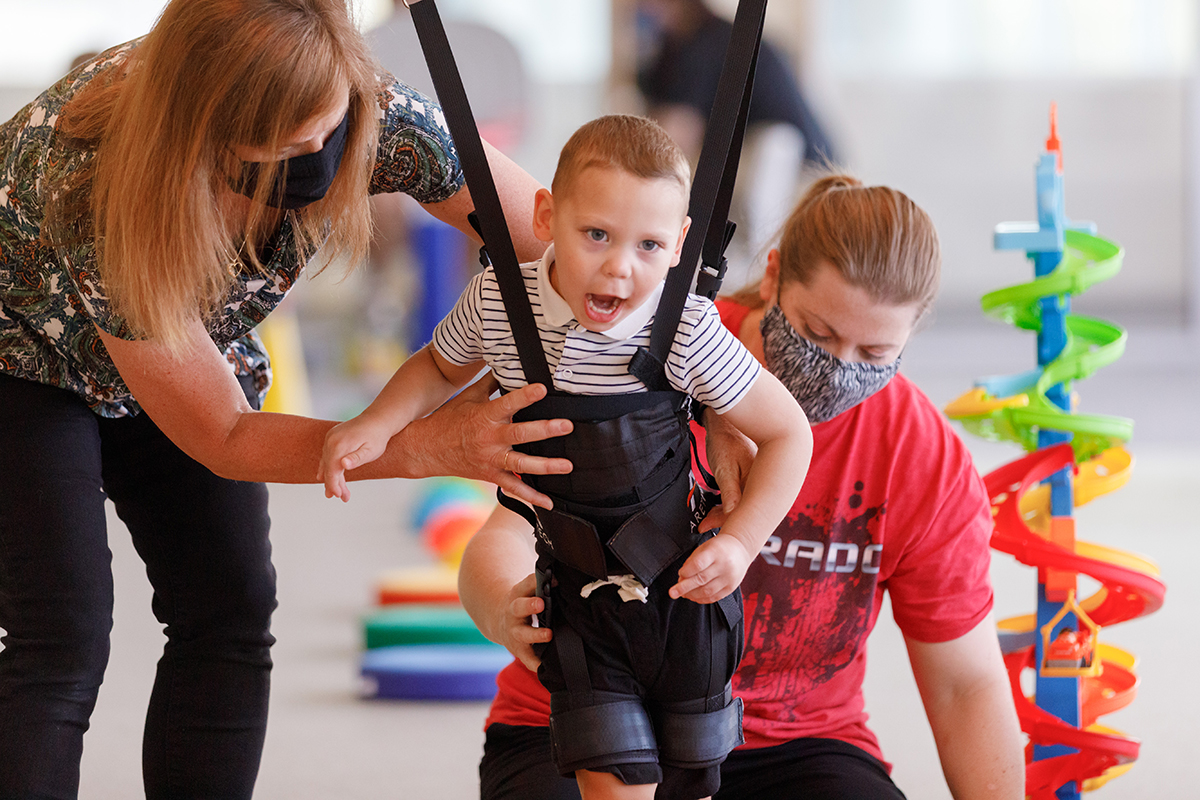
xmin=363 ymin=604 xmax=490 ymax=649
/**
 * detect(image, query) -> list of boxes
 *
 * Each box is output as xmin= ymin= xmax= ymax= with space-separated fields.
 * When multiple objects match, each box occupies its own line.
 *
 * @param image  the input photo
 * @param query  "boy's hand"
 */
xmin=669 ymin=533 xmax=754 ymax=604
xmin=318 ymin=417 xmax=393 ymax=502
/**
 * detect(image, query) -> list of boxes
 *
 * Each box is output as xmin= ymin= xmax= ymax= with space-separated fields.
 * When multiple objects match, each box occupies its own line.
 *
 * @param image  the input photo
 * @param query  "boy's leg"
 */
xmin=650 ymin=579 xmax=744 ymax=800
xmin=538 ymin=561 xmax=662 ymax=788
xmin=576 ymin=769 xmax=656 ymax=800
xmin=713 ymin=738 xmax=907 ymax=800
xmin=98 ymin=387 xmax=275 ymax=799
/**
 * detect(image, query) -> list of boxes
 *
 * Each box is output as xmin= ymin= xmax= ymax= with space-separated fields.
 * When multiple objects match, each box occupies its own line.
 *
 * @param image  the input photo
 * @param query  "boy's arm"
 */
xmin=671 ymin=371 xmax=812 ymax=602
xmin=320 ymin=345 xmax=484 ymax=499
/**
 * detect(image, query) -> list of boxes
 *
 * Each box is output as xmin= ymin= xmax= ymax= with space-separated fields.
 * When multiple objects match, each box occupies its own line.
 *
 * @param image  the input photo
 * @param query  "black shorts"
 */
xmin=480 ymin=724 xmax=907 ymax=800
xmin=535 ymin=554 xmax=743 ymax=799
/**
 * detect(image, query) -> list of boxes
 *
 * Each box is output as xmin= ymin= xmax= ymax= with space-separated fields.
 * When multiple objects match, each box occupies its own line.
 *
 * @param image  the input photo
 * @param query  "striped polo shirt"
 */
xmin=431 ymin=244 xmax=760 ymax=414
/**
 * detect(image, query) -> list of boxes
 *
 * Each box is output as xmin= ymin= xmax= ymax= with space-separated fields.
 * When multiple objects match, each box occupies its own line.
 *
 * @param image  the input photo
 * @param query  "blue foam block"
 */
xmin=360 ymin=644 xmax=514 ymax=701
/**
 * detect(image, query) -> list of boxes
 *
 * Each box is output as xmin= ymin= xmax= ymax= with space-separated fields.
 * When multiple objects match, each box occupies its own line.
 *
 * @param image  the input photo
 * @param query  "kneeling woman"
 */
xmin=460 ymin=175 xmax=1024 ymax=799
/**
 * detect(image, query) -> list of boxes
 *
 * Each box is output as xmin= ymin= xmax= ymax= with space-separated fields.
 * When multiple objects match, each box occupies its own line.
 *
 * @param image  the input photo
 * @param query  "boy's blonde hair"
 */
xmin=46 ymin=0 xmax=380 ymax=351
xmin=735 ymin=174 xmax=940 ymax=313
xmin=552 ymin=115 xmax=691 ymax=201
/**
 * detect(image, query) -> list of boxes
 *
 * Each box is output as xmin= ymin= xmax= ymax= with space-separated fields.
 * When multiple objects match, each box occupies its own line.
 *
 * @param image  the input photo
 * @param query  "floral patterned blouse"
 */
xmin=0 ymin=40 xmax=464 ymax=417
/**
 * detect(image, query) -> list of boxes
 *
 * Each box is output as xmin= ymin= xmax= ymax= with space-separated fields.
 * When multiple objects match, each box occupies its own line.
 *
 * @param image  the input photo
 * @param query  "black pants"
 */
xmin=0 ymin=372 xmax=276 ymax=799
xmin=481 ymin=724 xmax=907 ymax=800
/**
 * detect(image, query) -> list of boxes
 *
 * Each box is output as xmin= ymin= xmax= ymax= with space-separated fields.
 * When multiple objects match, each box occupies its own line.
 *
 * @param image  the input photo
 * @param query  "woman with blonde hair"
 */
xmin=0 ymin=0 xmax=570 ymax=796
xmin=463 ymin=175 xmax=1025 ymax=799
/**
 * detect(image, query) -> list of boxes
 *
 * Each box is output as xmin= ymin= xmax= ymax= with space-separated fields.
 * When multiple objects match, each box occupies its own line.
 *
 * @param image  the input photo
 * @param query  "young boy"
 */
xmin=320 ymin=115 xmax=812 ymax=800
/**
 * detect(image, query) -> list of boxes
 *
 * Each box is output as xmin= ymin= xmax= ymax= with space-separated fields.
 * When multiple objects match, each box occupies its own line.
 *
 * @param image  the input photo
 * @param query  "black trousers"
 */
xmin=481 ymin=724 xmax=907 ymax=800
xmin=0 ymin=372 xmax=276 ymax=799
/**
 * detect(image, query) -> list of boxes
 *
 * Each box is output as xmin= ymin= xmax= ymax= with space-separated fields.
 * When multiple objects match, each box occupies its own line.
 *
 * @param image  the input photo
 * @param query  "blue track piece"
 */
xmin=360 ymin=643 xmax=514 ymax=701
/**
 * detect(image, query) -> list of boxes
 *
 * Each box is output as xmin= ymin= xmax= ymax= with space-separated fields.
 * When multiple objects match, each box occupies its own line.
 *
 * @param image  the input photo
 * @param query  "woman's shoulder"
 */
xmin=846 ymin=373 xmax=977 ymax=478
xmin=371 ymin=72 xmax=463 ymax=203
xmin=713 ymin=295 xmax=754 ymax=335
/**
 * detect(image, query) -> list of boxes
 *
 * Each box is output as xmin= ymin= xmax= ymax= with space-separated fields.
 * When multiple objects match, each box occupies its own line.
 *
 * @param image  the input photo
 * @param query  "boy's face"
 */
xmin=533 ymin=166 xmax=691 ymax=333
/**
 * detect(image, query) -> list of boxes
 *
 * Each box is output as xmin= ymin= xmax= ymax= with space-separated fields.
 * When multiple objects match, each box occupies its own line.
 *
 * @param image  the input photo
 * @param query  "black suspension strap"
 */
xmin=629 ymin=0 xmax=767 ymax=390
xmin=406 ymin=0 xmax=553 ymax=387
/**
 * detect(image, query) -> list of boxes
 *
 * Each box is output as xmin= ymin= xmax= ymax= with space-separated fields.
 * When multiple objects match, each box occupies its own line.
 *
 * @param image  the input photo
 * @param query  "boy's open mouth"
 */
xmin=585 ymin=293 xmax=624 ymax=323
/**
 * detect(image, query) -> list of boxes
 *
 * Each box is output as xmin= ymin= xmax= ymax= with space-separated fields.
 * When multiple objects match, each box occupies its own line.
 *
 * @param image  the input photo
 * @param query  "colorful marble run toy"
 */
xmin=945 ymin=106 xmax=1166 ymax=800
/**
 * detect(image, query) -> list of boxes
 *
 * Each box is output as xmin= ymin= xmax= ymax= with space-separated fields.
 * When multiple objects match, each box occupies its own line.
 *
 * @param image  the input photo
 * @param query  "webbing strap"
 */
xmin=407 ymin=0 xmax=553 ymax=387
xmin=630 ymin=0 xmax=767 ymax=390
xmin=553 ymin=618 xmax=593 ymax=698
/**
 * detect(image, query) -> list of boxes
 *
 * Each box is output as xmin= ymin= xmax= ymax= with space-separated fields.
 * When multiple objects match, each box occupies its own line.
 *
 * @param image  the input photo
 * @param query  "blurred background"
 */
xmin=1 ymin=0 xmax=1196 ymax=797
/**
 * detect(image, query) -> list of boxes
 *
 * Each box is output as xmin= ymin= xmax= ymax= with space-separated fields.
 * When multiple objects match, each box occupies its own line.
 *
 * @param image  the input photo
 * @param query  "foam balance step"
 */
xmin=363 ymin=604 xmax=489 ymax=649
xmin=376 ymin=566 xmax=460 ymax=605
xmin=361 ymin=644 xmax=514 ymax=700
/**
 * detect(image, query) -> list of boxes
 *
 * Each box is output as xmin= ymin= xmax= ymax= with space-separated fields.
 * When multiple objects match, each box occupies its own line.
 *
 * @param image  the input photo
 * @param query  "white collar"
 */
xmin=534 ymin=243 xmax=664 ymax=342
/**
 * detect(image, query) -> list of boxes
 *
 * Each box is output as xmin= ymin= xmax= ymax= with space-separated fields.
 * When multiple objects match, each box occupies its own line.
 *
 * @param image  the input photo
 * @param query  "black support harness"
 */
xmin=407 ymin=0 xmax=768 ymax=779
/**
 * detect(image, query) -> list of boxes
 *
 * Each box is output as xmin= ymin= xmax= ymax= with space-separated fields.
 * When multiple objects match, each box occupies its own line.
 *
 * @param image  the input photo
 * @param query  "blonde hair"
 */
xmin=552 ymin=115 xmax=691 ymax=200
xmin=732 ymin=174 xmax=940 ymax=313
xmin=46 ymin=0 xmax=380 ymax=351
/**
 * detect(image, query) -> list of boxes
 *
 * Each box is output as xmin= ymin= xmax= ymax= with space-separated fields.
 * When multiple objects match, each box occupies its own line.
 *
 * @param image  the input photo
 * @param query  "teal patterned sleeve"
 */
xmin=370 ymin=75 xmax=465 ymax=203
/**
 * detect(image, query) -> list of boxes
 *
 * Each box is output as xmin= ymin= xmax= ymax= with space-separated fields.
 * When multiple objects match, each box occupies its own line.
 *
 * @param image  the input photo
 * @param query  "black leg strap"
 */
xmin=655 ymin=693 xmax=744 ymax=769
xmin=549 ymin=692 xmax=659 ymax=773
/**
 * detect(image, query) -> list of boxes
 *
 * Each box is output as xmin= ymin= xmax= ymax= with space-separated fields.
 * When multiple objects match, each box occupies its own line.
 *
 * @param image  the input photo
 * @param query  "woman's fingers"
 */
xmin=503 ymin=574 xmax=550 ymax=671
xmin=404 ymin=372 xmax=572 ymax=495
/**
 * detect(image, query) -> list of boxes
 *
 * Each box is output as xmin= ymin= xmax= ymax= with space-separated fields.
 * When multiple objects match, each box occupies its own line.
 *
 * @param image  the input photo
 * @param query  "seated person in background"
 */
xmin=637 ymin=0 xmax=840 ymax=272
xmin=464 ymin=175 xmax=1025 ymax=800
xmin=320 ymin=115 xmax=813 ymax=800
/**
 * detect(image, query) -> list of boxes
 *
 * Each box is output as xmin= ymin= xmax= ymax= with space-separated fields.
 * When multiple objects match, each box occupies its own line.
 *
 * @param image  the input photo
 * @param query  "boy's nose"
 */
xmin=602 ymin=254 xmax=633 ymax=279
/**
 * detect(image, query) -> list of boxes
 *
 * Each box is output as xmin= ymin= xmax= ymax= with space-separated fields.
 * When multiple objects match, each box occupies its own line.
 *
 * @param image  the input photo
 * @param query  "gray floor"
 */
xmin=73 ymin=320 xmax=1200 ymax=797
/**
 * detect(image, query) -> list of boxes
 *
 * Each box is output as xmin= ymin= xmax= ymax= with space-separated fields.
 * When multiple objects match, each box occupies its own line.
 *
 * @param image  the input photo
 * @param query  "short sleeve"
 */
xmin=370 ymin=75 xmax=465 ymax=203
xmin=668 ymin=299 xmax=761 ymax=414
xmin=886 ymin=459 xmax=995 ymax=643
xmin=431 ymin=268 xmax=487 ymax=365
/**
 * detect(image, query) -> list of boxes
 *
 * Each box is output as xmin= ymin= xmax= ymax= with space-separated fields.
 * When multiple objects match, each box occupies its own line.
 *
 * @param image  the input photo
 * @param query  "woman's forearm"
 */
xmin=927 ymin=678 xmax=1024 ymax=799
xmin=907 ymin=622 xmax=1025 ymax=800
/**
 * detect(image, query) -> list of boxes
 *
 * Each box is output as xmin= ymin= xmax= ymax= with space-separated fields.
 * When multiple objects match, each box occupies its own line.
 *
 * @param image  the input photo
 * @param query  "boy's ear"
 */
xmin=761 ymin=249 xmax=781 ymax=303
xmin=669 ymin=215 xmax=692 ymax=266
xmin=532 ymin=188 xmax=555 ymax=243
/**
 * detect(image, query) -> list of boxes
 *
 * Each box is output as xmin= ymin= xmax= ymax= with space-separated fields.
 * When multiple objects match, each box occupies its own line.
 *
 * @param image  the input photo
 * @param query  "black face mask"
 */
xmin=235 ymin=112 xmax=349 ymax=210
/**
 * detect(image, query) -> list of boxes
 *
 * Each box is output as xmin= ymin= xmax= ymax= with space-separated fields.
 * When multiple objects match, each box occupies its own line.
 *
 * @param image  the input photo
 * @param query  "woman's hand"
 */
xmin=457 ymin=505 xmax=549 ymax=671
xmin=491 ymin=573 xmax=552 ymax=671
xmin=698 ymin=406 xmax=757 ymax=532
xmin=395 ymin=375 xmax=573 ymax=509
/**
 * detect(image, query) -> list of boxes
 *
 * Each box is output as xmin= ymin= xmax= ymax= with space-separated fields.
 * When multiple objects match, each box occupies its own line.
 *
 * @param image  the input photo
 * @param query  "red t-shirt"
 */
xmin=484 ymin=299 xmax=995 ymax=766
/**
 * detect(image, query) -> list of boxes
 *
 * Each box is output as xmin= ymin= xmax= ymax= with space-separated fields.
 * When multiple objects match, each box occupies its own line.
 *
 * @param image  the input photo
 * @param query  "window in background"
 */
xmin=0 ymin=0 xmax=439 ymax=87
xmin=435 ymin=0 xmax=611 ymax=84
xmin=814 ymin=0 xmax=1198 ymax=78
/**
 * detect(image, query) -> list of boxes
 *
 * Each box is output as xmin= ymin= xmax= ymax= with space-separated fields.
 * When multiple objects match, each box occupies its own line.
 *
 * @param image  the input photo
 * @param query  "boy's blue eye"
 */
xmin=586 ymin=229 xmax=607 ymax=242
xmin=639 ymin=240 xmax=661 ymax=252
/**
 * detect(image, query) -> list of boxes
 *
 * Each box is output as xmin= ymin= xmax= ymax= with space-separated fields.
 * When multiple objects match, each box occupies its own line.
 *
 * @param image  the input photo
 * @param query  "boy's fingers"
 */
xmin=670 ymin=571 xmax=708 ymax=600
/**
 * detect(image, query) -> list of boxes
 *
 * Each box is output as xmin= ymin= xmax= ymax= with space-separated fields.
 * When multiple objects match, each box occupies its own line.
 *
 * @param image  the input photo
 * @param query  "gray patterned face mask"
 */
xmin=760 ymin=304 xmax=900 ymax=424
